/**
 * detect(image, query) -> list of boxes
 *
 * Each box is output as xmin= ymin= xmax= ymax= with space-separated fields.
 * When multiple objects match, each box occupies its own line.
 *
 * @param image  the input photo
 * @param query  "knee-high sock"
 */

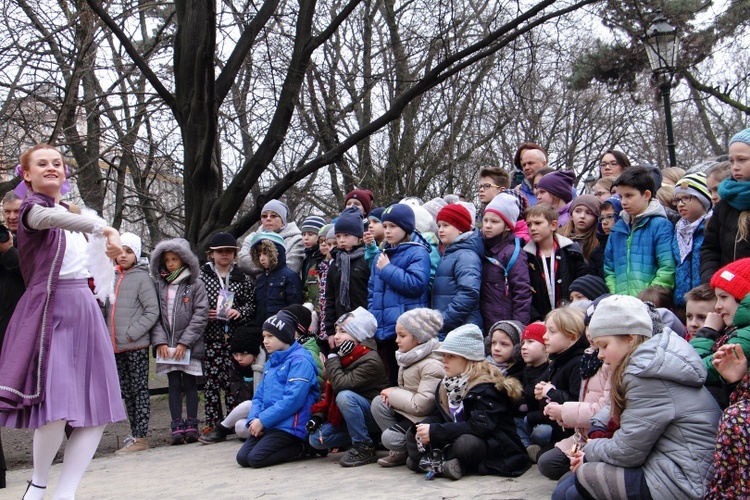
xmin=52 ymin=424 xmax=106 ymax=500
xmin=26 ymin=420 xmax=67 ymax=499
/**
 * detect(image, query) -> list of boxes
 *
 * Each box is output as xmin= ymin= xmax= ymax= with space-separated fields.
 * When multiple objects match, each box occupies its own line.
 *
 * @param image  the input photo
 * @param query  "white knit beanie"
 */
xmin=436 ymin=324 xmax=485 ymax=361
xmin=336 ymin=307 xmax=377 ymax=343
xmin=120 ymin=232 xmax=142 ymax=260
xmin=588 ymin=295 xmax=653 ymax=339
xmin=484 ymin=193 xmax=519 ymax=230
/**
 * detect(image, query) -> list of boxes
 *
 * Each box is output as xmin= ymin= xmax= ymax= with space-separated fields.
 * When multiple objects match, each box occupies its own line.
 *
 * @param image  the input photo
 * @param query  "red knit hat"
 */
xmin=436 ymin=204 xmax=473 ymax=234
xmin=710 ymin=258 xmax=750 ymax=301
xmin=345 ymin=189 xmax=374 ymax=216
xmin=521 ymin=322 xmax=546 ymax=344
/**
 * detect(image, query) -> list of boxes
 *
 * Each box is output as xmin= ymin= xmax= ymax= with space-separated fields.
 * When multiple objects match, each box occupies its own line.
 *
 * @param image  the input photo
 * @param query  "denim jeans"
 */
xmin=514 ymin=416 xmax=553 ymax=447
xmin=307 ymin=390 xmax=380 ymax=449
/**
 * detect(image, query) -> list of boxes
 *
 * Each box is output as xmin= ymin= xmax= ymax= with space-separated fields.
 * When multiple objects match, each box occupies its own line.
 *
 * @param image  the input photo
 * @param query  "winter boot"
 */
xmin=441 ymin=458 xmax=464 ymax=480
xmin=377 ymin=450 xmax=407 ymax=467
xmin=170 ymin=419 xmax=186 ymax=445
xmin=184 ymin=417 xmax=201 ymax=443
xmin=116 ymin=436 xmax=149 ymax=453
xmin=339 ymin=442 xmax=378 ymax=467
xmin=198 ymin=423 xmax=230 ymax=444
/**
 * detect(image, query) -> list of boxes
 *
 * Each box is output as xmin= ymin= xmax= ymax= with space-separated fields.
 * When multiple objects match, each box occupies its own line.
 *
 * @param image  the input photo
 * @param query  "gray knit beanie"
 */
xmin=335 ymin=307 xmax=377 ymax=343
xmin=262 ymin=199 xmax=289 ymax=226
xmin=436 ymin=324 xmax=485 ymax=361
xmin=588 ymin=295 xmax=653 ymax=339
xmin=397 ymin=308 xmax=444 ymax=344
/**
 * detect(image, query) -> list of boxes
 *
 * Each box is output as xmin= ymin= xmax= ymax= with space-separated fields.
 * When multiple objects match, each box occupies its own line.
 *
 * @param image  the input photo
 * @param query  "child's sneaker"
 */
xmin=198 ymin=424 xmax=229 ymax=444
xmin=184 ymin=417 xmax=201 ymax=443
xmin=339 ymin=442 xmax=377 ymax=467
xmin=170 ymin=419 xmax=186 ymax=445
xmin=116 ymin=436 xmax=149 ymax=454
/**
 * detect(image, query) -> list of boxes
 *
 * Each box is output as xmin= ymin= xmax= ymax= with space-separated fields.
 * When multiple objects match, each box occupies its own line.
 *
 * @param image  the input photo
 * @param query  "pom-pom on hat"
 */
xmin=261 ymin=200 xmax=289 ymax=225
xmin=435 ymin=324 xmax=486 ymax=361
xmin=396 ymin=308 xmax=444 ymax=344
xmin=120 ymin=232 xmax=142 ymax=260
xmin=410 ymin=203 xmax=437 ymax=234
xmin=208 ymin=232 xmax=239 ymax=251
xmin=536 ymin=170 xmax=576 ymax=203
xmin=485 ymin=193 xmax=520 ymax=230
xmin=729 ymin=128 xmax=750 ymax=148
xmin=345 ymin=189 xmax=375 ymax=216
xmin=336 ymin=307 xmax=377 ymax=343
xmin=674 ymin=172 xmax=712 ymax=210
xmin=569 ymin=275 xmax=609 ymax=301
xmin=437 ymin=204 xmax=473 ymax=234
xmin=263 ymin=310 xmax=298 ymax=345
xmin=300 ymin=215 xmax=327 ymax=234
xmin=382 ymin=204 xmax=416 ymax=234
xmin=710 ymin=257 xmax=750 ymax=302
xmin=588 ymin=295 xmax=653 ymax=339
xmin=230 ymin=325 xmax=262 ymax=356
xmin=334 ymin=206 xmax=365 ymax=238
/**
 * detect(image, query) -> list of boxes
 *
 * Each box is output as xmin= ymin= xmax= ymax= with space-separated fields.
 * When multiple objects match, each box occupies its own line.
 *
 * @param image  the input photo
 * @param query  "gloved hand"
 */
xmin=338 ymin=340 xmax=356 ymax=357
xmin=305 ymin=415 xmax=323 ymax=434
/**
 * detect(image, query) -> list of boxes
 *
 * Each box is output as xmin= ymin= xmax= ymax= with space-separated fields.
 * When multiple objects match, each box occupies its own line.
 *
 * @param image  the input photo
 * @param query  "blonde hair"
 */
xmin=739 ymin=211 xmax=750 ymax=242
xmin=656 ymin=185 xmax=675 ymax=209
xmin=609 ymin=334 xmax=649 ymax=420
xmin=464 ymin=360 xmax=522 ymax=400
xmin=545 ymin=307 xmax=585 ymax=341
xmin=662 ymin=167 xmax=686 ymax=185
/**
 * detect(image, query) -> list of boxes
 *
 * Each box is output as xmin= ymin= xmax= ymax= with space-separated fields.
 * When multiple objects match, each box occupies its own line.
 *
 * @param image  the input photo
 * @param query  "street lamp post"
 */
xmin=644 ymin=11 xmax=679 ymax=167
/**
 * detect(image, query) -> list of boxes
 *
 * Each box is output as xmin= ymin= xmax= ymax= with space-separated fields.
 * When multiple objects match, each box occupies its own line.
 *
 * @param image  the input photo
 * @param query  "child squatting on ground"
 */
xmin=405 ymin=324 xmax=530 ymax=480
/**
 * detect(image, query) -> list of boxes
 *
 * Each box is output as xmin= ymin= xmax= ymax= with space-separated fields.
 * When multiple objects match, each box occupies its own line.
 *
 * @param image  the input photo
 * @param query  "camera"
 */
xmin=0 ymin=224 xmax=10 ymax=244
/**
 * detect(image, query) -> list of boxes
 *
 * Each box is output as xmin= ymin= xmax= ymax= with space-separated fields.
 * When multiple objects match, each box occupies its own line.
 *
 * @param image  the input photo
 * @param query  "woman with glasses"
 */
xmin=599 ymin=150 xmax=632 ymax=179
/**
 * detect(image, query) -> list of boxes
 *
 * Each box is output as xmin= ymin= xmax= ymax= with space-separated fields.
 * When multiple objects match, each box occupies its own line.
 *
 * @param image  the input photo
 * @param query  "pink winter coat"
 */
xmin=554 ymin=358 xmax=612 ymax=454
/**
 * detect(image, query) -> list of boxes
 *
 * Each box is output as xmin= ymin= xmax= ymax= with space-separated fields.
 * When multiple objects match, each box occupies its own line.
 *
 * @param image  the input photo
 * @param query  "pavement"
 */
xmin=5 ymin=439 xmax=557 ymax=499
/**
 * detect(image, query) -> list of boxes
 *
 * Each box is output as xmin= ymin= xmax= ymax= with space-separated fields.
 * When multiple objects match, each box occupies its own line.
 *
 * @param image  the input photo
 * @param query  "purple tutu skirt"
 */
xmin=0 ymin=279 xmax=126 ymax=428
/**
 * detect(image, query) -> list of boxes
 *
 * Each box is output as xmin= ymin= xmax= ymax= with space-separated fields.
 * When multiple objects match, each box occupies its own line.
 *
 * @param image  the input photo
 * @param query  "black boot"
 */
xmin=198 ymin=423 xmax=229 ymax=444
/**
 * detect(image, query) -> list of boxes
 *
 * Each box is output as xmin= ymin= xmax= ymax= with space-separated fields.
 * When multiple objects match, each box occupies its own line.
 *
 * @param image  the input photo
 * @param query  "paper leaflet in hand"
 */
xmin=216 ymin=289 xmax=235 ymax=321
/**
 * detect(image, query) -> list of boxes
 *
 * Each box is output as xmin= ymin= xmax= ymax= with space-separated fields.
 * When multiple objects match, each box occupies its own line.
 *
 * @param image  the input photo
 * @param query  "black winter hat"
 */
xmin=569 ymin=275 xmax=609 ymax=302
xmin=231 ymin=325 xmax=262 ymax=356
xmin=283 ymin=304 xmax=313 ymax=337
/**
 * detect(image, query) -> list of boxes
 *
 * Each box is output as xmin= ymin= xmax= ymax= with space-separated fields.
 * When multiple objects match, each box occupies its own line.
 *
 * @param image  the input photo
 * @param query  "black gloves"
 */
xmin=305 ymin=415 xmax=323 ymax=434
xmin=337 ymin=340 xmax=356 ymax=357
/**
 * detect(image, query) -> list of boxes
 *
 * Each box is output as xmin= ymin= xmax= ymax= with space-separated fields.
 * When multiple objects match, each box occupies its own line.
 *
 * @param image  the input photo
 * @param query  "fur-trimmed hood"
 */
xmin=150 ymin=237 xmax=201 ymax=284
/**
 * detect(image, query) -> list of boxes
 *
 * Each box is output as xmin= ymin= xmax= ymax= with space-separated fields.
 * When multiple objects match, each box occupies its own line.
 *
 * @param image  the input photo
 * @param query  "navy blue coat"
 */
xmin=432 ymin=230 xmax=483 ymax=338
xmin=368 ymin=232 xmax=431 ymax=341
xmin=254 ymin=241 xmax=303 ymax=324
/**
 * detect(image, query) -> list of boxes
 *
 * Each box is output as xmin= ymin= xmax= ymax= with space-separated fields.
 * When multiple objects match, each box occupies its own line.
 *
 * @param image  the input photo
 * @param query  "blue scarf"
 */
xmin=718 ymin=178 xmax=750 ymax=211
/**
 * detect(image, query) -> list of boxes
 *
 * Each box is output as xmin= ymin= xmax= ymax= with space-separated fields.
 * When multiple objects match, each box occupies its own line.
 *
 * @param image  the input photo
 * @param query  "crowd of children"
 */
xmin=6 ymin=131 xmax=750 ymax=497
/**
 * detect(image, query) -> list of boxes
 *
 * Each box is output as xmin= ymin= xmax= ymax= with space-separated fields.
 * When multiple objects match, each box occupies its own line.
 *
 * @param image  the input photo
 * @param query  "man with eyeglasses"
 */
xmin=513 ymin=143 xmax=549 ymax=206
xmin=238 ymin=199 xmax=305 ymax=280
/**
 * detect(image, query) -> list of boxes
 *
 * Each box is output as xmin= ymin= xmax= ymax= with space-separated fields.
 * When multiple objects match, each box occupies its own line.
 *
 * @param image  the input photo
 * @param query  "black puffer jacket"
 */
xmin=700 ymin=200 xmax=750 ymax=283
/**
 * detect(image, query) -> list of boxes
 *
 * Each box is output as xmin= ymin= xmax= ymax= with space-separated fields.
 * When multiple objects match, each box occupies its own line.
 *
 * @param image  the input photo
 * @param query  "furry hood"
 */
xmin=150 ymin=237 xmax=201 ymax=283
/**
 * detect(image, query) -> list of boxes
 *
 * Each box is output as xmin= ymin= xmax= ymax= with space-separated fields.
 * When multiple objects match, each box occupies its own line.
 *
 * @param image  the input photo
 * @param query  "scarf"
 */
xmin=442 ymin=374 xmax=470 ymax=421
xmin=676 ymin=213 xmax=709 ymax=263
xmin=162 ymin=265 xmax=188 ymax=283
xmin=579 ymin=348 xmax=603 ymax=380
xmin=310 ymin=344 xmax=371 ymax=427
xmin=335 ymin=246 xmax=366 ymax=309
xmin=718 ymin=178 xmax=750 ymax=211
xmin=395 ymin=338 xmax=439 ymax=368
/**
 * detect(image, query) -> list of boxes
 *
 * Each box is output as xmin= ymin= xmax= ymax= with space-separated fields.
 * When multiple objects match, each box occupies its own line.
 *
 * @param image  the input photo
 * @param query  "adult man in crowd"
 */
xmin=0 ymin=191 xmax=24 ymax=489
xmin=513 ymin=142 xmax=548 ymax=206
xmin=238 ymin=199 xmax=305 ymax=279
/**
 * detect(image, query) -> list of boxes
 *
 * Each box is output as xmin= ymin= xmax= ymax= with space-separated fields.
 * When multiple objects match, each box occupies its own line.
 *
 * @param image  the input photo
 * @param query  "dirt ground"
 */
xmin=2 ymin=394 xmax=181 ymax=470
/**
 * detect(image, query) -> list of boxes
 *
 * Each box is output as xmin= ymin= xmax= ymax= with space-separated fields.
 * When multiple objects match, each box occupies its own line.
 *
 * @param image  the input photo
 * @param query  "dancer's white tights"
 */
xmin=24 ymin=420 xmax=106 ymax=500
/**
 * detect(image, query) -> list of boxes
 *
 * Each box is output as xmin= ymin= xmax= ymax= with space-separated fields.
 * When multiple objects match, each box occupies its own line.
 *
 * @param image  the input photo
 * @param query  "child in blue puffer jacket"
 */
xmin=368 ymin=204 xmax=431 ymax=385
xmin=249 ymin=231 xmax=303 ymax=325
xmin=432 ymin=204 xmax=483 ymax=339
xmin=236 ymin=310 xmax=319 ymax=468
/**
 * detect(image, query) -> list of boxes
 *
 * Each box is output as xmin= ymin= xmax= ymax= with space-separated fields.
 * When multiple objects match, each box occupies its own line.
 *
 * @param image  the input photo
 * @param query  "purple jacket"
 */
xmin=481 ymin=233 xmax=532 ymax=330
xmin=0 ymin=193 xmax=66 ymax=409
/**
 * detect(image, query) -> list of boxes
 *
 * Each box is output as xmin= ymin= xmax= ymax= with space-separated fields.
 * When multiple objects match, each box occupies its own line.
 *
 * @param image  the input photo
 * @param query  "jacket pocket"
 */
xmin=267 ymin=276 xmax=287 ymax=308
